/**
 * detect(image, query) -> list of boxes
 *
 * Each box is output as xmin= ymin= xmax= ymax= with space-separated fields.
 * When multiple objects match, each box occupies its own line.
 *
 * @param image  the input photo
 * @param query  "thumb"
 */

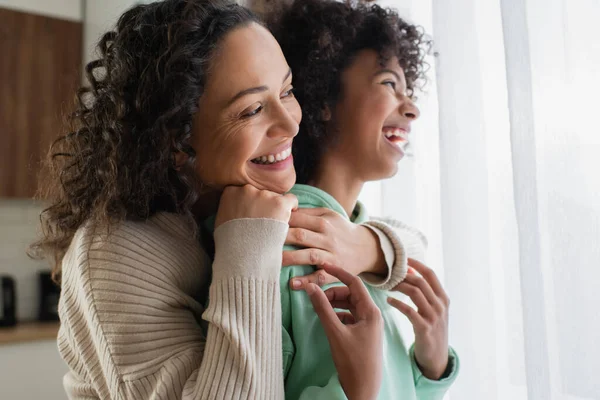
xmin=306 ymin=283 xmax=342 ymax=336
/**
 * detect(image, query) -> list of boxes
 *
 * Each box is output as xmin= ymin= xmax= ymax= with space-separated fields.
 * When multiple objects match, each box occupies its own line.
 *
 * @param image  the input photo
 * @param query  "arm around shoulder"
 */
xmin=58 ymin=217 xmax=289 ymax=399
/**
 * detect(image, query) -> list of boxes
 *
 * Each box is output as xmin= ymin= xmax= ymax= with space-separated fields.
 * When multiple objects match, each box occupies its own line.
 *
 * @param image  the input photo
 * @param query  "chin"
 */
xmin=275 ymin=177 xmax=296 ymax=194
xmin=368 ymin=164 xmax=399 ymax=181
xmin=255 ymin=174 xmax=296 ymax=194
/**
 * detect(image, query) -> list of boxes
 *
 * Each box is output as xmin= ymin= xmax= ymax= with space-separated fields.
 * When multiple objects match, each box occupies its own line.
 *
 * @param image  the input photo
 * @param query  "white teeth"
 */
xmin=252 ymin=147 xmax=292 ymax=164
xmin=384 ymin=128 xmax=408 ymax=141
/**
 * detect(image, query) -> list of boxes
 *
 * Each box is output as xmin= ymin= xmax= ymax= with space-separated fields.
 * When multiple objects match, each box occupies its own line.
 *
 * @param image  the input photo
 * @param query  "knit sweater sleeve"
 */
xmin=360 ymin=217 xmax=428 ymax=291
xmin=57 ymin=215 xmax=288 ymax=400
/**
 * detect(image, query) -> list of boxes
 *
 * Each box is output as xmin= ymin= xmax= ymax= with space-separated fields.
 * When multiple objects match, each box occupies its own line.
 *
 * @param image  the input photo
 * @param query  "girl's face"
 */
xmin=328 ymin=49 xmax=420 ymax=181
xmin=192 ymin=23 xmax=301 ymax=194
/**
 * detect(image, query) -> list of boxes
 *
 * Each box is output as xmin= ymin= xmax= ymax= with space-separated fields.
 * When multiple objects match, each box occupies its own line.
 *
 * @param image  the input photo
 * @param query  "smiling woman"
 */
xmin=191 ymin=25 xmax=300 ymax=194
xmin=30 ymin=1 xmax=302 ymax=398
xmin=28 ymin=0 xmax=398 ymax=399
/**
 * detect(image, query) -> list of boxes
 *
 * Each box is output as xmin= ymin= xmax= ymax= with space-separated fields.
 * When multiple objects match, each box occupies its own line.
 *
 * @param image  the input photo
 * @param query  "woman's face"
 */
xmin=192 ymin=22 xmax=301 ymax=194
xmin=328 ymin=49 xmax=420 ymax=181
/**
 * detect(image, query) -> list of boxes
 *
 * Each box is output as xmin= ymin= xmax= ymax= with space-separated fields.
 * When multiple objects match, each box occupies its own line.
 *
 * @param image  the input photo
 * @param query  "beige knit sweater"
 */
xmin=57 ymin=212 xmax=426 ymax=399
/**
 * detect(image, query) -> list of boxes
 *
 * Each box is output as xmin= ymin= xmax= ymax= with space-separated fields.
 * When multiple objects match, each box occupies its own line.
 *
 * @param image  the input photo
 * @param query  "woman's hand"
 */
xmin=305 ymin=263 xmax=383 ymax=400
xmin=387 ymin=258 xmax=450 ymax=380
xmin=215 ymin=184 xmax=298 ymax=228
xmin=283 ymin=208 xmax=385 ymax=288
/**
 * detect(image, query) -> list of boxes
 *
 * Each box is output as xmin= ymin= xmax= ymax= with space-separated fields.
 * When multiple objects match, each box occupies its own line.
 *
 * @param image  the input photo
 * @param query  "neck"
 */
xmin=309 ymin=155 xmax=364 ymax=217
xmin=192 ymin=187 xmax=222 ymax=222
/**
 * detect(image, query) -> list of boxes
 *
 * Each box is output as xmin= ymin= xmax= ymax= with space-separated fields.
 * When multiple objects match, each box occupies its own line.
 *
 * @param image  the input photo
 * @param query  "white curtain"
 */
xmin=360 ymin=0 xmax=600 ymax=399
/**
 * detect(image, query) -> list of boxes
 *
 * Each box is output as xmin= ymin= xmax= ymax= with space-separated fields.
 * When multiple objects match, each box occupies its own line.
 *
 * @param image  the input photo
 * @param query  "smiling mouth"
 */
xmin=250 ymin=146 xmax=293 ymax=165
xmin=383 ymin=127 xmax=410 ymax=151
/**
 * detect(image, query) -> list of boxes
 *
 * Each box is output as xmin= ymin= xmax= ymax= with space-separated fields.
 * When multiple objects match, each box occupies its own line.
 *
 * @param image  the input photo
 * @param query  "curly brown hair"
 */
xmin=269 ymin=0 xmax=431 ymax=183
xmin=30 ymin=0 xmax=259 ymax=282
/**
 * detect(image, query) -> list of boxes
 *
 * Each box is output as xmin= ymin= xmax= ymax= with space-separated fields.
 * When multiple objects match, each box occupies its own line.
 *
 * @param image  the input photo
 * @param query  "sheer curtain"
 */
xmin=360 ymin=0 xmax=600 ymax=399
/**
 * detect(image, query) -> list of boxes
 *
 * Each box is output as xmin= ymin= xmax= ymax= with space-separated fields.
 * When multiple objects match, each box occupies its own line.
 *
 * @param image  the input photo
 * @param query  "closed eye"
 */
xmin=281 ymin=87 xmax=296 ymax=99
xmin=382 ymin=80 xmax=396 ymax=90
xmin=242 ymin=104 xmax=263 ymax=118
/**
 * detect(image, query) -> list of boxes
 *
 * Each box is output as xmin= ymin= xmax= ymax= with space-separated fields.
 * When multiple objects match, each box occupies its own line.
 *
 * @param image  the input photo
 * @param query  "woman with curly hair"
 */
xmin=30 ymin=0 xmax=415 ymax=398
xmin=266 ymin=0 xmax=460 ymax=398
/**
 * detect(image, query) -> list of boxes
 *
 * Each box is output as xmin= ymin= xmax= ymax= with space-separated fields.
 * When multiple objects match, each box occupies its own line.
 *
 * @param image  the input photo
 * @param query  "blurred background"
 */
xmin=0 ymin=1 xmax=161 ymax=398
xmin=1 ymin=0 xmax=599 ymax=399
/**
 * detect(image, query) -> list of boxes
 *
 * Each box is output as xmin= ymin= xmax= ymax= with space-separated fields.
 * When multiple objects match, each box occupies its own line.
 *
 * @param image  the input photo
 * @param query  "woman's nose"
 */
xmin=268 ymin=103 xmax=300 ymax=139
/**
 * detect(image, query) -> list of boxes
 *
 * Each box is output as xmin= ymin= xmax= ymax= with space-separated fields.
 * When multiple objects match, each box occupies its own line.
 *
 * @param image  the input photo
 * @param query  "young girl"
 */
xmin=269 ymin=1 xmax=461 ymax=398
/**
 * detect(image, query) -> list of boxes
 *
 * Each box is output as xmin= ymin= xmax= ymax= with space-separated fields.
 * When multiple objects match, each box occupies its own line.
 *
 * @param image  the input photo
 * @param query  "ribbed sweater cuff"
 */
xmin=213 ymin=218 xmax=289 ymax=282
xmin=199 ymin=277 xmax=284 ymax=399
xmin=360 ymin=220 xmax=408 ymax=290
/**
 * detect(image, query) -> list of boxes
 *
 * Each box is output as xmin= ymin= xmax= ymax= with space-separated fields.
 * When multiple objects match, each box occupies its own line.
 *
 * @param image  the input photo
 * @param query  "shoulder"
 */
xmin=64 ymin=212 xmax=211 ymax=298
xmin=59 ymin=213 xmax=210 ymax=381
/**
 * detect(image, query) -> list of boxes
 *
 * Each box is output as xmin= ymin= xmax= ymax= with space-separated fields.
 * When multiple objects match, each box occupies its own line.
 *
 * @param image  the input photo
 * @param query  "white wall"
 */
xmin=84 ymin=0 xmax=153 ymax=65
xmin=0 ymin=0 xmax=81 ymax=21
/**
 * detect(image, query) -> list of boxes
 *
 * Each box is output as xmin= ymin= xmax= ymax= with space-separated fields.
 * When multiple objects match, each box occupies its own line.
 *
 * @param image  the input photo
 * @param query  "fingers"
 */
xmin=286 ymin=227 xmax=329 ymax=249
xmin=402 ymin=273 xmax=445 ymax=313
xmin=407 ymin=258 xmax=450 ymax=306
xmin=320 ymin=264 xmax=376 ymax=321
xmin=336 ymin=311 xmax=356 ymax=325
xmin=288 ymin=210 xmax=329 ymax=233
xmin=293 ymin=207 xmax=332 ymax=217
xmin=387 ymin=296 xmax=426 ymax=329
xmin=324 ymin=286 xmax=354 ymax=311
xmin=288 ymin=270 xmax=340 ymax=290
xmin=392 ymin=282 xmax=435 ymax=318
xmin=305 ymin=283 xmax=342 ymax=336
xmin=282 ymin=248 xmax=335 ymax=268
xmin=282 ymin=193 xmax=299 ymax=212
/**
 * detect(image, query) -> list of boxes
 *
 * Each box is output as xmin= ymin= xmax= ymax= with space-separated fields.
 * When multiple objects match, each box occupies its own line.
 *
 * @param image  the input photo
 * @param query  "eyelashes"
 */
xmin=242 ymin=105 xmax=263 ymax=118
xmin=281 ymin=87 xmax=296 ymax=98
xmin=241 ymin=87 xmax=295 ymax=119
xmin=382 ymin=80 xmax=397 ymax=90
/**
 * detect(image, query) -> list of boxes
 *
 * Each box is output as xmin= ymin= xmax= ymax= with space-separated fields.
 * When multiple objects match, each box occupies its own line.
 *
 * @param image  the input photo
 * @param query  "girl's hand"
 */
xmin=215 ymin=185 xmax=298 ymax=228
xmin=305 ymin=263 xmax=384 ymax=400
xmin=283 ymin=208 xmax=385 ymax=288
xmin=387 ymin=258 xmax=450 ymax=380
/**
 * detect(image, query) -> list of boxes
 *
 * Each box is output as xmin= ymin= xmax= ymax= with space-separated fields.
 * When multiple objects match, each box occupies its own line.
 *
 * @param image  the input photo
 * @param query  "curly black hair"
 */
xmin=30 ymin=0 xmax=259 ymax=281
xmin=269 ymin=0 xmax=431 ymax=184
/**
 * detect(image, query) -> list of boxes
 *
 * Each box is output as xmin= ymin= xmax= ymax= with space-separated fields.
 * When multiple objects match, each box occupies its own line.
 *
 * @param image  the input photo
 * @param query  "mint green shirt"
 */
xmin=204 ymin=184 xmax=459 ymax=399
xmin=280 ymin=184 xmax=459 ymax=400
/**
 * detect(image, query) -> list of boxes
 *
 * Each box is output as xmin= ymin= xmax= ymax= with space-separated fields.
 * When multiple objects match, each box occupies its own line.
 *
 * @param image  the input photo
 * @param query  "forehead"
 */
xmin=344 ymin=49 xmax=405 ymax=81
xmin=204 ymin=23 xmax=290 ymax=102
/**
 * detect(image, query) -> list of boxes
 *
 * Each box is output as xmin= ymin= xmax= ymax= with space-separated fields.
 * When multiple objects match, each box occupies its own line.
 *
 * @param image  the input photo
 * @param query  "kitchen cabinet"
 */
xmin=0 ymin=7 xmax=82 ymax=198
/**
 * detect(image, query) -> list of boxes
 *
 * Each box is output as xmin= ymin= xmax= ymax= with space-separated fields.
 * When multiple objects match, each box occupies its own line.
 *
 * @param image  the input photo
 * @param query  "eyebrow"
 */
xmin=227 ymin=68 xmax=293 ymax=106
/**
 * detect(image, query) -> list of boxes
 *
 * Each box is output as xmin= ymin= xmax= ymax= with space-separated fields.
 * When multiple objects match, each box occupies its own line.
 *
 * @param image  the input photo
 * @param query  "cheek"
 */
xmin=368 ymin=93 xmax=397 ymax=122
xmin=193 ymin=123 xmax=259 ymax=185
xmin=348 ymin=95 xmax=388 ymax=135
xmin=343 ymin=94 xmax=396 ymax=149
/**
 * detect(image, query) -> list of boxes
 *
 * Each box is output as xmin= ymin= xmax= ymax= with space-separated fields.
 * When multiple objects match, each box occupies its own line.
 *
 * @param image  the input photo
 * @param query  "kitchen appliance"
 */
xmin=38 ymin=271 xmax=60 ymax=322
xmin=0 ymin=275 xmax=16 ymax=327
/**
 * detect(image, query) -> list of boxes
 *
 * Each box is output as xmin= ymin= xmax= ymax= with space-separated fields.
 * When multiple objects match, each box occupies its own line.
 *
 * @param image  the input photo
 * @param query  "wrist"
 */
xmin=415 ymin=354 xmax=449 ymax=381
xmin=360 ymin=226 xmax=387 ymax=276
